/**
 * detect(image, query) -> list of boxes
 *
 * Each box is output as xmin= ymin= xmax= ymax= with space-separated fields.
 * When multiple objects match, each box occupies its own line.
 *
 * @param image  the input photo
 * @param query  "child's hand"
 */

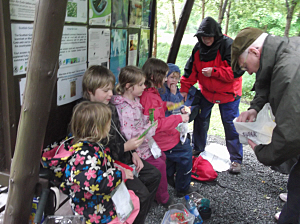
xmin=132 ymin=152 xmax=144 ymax=172
xmin=124 ymin=136 xmax=146 ymax=151
xmin=181 ymin=106 xmax=191 ymax=114
xmin=181 ymin=114 xmax=190 ymax=123
xmin=170 ymin=83 xmax=177 ymax=95
xmin=125 ymin=169 xmax=134 ymax=180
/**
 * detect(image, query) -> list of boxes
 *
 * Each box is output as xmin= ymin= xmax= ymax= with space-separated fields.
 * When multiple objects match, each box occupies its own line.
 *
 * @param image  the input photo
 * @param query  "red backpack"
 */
xmin=191 ymin=155 xmax=218 ymax=182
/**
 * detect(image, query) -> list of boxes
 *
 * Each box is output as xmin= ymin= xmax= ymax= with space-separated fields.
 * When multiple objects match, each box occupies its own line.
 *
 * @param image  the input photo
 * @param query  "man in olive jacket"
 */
xmin=231 ymin=27 xmax=300 ymax=223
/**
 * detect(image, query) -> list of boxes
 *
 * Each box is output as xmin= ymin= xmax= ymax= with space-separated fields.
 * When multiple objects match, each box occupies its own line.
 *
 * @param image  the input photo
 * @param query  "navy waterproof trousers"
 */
xmin=193 ymin=97 xmax=243 ymax=164
xmin=164 ymin=138 xmax=193 ymax=192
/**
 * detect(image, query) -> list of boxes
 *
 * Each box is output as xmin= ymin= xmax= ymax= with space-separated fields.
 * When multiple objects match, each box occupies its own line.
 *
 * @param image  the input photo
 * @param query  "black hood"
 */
xmin=195 ymin=17 xmax=223 ymax=61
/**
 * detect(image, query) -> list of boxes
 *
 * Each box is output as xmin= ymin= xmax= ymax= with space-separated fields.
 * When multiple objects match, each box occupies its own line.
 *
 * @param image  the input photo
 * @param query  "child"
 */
xmin=110 ymin=65 xmax=173 ymax=208
xmin=43 ymin=101 xmax=139 ymax=224
xmin=159 ymin=63 xmax=184 ymax=117
xmin=82 ymin=65 xmax=161 ymax=223
xmin=140 ymin=58 xmax=196 ymax=197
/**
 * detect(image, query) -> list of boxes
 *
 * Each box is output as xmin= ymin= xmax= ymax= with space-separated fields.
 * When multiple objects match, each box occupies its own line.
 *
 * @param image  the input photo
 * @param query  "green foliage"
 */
xmin=242 ymin=73 xmax=256 ymax=99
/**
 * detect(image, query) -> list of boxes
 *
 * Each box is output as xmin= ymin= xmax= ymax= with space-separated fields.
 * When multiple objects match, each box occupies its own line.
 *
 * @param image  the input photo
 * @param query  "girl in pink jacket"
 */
xmin=110 ymin=66 xmax=173 ymax=208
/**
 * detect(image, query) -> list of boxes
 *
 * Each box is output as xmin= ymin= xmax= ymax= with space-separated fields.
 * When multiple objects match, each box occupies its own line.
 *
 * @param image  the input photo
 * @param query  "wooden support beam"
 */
xmin=4 ymin=0 xmax=68 ymax=222
xmin=167 ymin=0 xmax=195 ymax=63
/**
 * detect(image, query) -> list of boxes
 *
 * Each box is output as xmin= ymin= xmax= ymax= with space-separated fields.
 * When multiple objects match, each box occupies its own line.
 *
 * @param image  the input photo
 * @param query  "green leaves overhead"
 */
xmin=156 ymin=0 xmax=300 ymax=36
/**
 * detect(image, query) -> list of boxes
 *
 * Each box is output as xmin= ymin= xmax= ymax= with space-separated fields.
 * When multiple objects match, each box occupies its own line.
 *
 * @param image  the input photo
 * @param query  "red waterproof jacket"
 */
xmin=180 ymin=17 xmax=243 ymax=104
xmin=140 ymin=87 xmax=182 ymax=151
xmin=180 ymin=49 xmax=242 ymax=104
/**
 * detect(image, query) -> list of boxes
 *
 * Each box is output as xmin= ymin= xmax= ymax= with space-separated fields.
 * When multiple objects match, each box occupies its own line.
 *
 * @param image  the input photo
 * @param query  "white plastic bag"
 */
xmin=177 ymin=123 xmax=189 ymax=144
xmin=233 ymin=103 xmax=276 ymax=145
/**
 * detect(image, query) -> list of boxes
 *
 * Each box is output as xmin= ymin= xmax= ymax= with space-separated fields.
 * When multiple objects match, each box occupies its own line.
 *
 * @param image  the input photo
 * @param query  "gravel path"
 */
xmin=145 ymin=135 xmax=288 ymax=224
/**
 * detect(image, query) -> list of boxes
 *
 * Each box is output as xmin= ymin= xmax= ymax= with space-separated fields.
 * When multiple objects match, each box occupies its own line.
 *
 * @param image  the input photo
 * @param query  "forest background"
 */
xmin=154 ymin=0 xmax=300 ymax=137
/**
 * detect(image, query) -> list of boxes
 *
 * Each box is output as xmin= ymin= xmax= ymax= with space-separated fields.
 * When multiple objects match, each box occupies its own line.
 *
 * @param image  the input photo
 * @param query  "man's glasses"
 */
xmin=240 ymin=51 xmax=249 ymax=71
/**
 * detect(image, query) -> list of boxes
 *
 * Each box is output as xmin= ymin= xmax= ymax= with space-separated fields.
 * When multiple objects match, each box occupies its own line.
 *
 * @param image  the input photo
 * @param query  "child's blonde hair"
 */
xmin=115 ymin=66 xmax=145 ymax=95
xmin=82 ymin=65 xmax=115 ymax=100
xmin=70 ymin=101 xmax=111 ymax=143
xmin=142 ymin=58 xmax=169 ymax=88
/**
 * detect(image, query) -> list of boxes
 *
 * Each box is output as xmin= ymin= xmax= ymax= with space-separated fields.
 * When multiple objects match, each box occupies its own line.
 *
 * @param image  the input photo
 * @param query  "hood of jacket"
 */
xmin=195 ymin=17 xmax=224 ymax=62
xmin=110 ymin=95 xmax=143 ymax=110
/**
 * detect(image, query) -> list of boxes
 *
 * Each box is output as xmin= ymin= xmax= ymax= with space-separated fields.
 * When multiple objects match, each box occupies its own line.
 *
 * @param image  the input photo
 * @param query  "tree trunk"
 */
xmin=202 ymin=0 xmax=206 ymax=20
xmin=170 ymin=0 xmax=177 ymax=32
xmin=167 ymin=0 xmax=195 ymax=63
xmin=284 ymin=0 xmax=297 ymax=37
xmin=152 ymin=5 xmax=158 ymax=57
xmin=4 ymin=0 xmax=67 ymax=223
xmin=218 ymin=0 xmax=228 ymax=24
xmin=225 ymin=1 xmax=231 ymax=34
xmin=218 ymin=0 xmax=223 ymax=23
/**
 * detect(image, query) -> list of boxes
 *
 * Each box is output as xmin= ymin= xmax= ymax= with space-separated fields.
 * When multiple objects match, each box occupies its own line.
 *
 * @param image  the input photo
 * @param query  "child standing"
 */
xmin=43 ymin=101 xmax=139 ymax=224
xmin=110 ymin=65 xmax=173 ymax=207
xmin=159 ymin=63 xmax=184 ymax=117
xmin=82 ymin=65 xmax=161 ymax=223
xmin=140 ymin=58 xmax=196 ymax=197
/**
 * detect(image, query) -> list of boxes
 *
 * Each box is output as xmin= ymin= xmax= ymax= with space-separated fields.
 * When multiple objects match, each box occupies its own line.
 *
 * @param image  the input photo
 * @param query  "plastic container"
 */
xmin=161 ymin=203 xmax=195 ymax=224
xmin=43 ymin=215 xmax=85 ymax=224
xmin=185 ymin=196 xmax=203 ymax=224
xmin=186 ymin=192 xmax=203 ymax=208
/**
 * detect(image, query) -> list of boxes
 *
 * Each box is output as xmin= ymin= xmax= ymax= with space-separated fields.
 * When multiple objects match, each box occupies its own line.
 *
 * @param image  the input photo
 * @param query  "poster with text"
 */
xmin=88 ymin=28 xmax=110 ymax=67
xmin=57 ymin=63 xmax=86 ymax=106
xmin=138 ymin=29 xmax=150 ymax=67
xmin=59 ymin=26 xmax=87 ymax=68
xmin=111 ymin=0 xmax=128 ymax=27
xmin=128 ymin=33 xmax=138 ymax=66
xmin=129 ymin=0 xmax=142 ymax=27
xmin=65 ymin=0 xmax=88 ymax=23
xmin=10 ymin=0 xmax=35 ymax=21
xmin=110 ymin=29 xmax=127 ymax=83
xmin=142 ymin=0 xmax=153 ymax=28
xmin=89 ymin=0 xmax=111 ymax=26
xmin=11 ymin=23 xmax=33 ymax=75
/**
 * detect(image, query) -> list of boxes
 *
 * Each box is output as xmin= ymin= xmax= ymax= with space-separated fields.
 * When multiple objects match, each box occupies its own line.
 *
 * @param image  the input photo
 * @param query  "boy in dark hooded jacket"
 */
xmin=180 ymin=17 xmax=244 ymax=174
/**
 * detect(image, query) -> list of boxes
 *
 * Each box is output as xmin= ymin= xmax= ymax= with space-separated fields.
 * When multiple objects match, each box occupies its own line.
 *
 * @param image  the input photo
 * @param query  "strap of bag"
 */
xmin=111 ymin=119 xmax=134 ymax=157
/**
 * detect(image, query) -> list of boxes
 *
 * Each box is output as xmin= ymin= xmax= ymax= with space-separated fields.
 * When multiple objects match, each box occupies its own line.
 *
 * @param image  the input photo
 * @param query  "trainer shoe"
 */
xmin=274 ymin=211 xmax=281 ymax=220
xmin=176 ymin=185 xmax=198 ymax=198
xmin=228 ymin=162 xmax=241 ymax=174
xmin=279 ymin=193 xmax=287 ymax=202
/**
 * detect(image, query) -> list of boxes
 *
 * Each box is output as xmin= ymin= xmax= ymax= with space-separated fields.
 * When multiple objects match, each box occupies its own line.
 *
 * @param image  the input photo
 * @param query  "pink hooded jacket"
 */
xmin=110 ymin=95 xmax=156 ymax=160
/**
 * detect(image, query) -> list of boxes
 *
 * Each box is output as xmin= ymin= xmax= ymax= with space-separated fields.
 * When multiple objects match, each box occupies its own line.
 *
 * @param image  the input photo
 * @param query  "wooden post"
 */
xmin=4 ymin=0 xmax=67 ymax=223
xmin=167 ymin=0 xmax=195 ymax=63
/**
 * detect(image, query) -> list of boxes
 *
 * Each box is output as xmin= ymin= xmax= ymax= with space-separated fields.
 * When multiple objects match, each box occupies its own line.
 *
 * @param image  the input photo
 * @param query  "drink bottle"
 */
xmin=184 ymin=195 xmax=203 ymax=224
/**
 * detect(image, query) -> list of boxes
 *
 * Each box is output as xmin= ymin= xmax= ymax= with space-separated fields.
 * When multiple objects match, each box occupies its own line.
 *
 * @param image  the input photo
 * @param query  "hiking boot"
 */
xmin=167 ymin=175 xmax=175 ymax=188
xmin=228 ymin=162 xmax=241 ymax=174
xmin=279 ymin=193 xmax=287 ymax=202
xmin=161 ymin=196 xmax=175 ymax=208
xmin=176 ymin=185 xmax=198 ymax=198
